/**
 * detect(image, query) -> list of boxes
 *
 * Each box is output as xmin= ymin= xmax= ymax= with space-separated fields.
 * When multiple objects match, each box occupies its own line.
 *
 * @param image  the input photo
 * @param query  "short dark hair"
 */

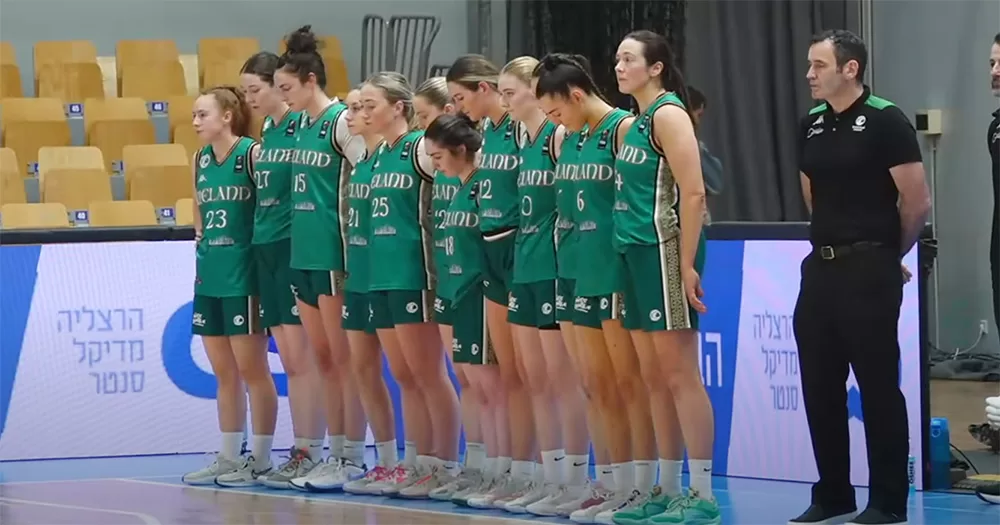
xmin=425 ymin=113 xmax=482 ymax=162
xmin=811 ymin=29 xmax=868 ymax=83
xmin=687 ymin=85 xmax=706 ymax=111
xmin=994 ymin=32 xmax=1000 ymax=45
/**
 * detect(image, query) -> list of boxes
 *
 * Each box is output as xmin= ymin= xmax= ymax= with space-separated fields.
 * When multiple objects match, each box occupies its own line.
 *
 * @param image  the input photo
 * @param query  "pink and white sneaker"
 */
xmin=369 ymin=464 xmax=420 ymax=496
xmin=343 ymin=465 xmax=393 ymax=495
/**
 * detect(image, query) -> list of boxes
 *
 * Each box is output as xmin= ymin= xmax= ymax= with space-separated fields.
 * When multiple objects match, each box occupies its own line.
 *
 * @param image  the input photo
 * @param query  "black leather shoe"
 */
xmin=788 ymin=504 xmax=858 ymax=524
xmin=847 ymin=508 xmax=907 ymax=524
xmin=976 ymin=482 xmax=1000 ymax=504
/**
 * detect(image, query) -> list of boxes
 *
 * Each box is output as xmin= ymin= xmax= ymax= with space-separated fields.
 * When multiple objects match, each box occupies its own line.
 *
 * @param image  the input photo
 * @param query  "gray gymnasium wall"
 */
xmin=0 ymin=0 xmax=471 ymax=93
xmin=870 ymin=0 xmax=1000 ymax=357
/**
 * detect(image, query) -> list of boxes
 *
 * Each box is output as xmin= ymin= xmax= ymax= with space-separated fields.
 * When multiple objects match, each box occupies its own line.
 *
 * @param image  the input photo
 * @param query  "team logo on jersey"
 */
xmin=637 ymin=115 xmax=650 ymax=133
xmin=405 ymin=302 xmax=419 ymax=314
xmin=469 ymin=182 xmax=480 ymax=204
xmin=401 ymin=141 xmax=412 ymax=159
xmin=649 ymin=309 xmax=662 ymax=322
xmin=471 ymin=343 xmax=480 ymax=356
xmin=233 ymin=315 xmax=245 ymax=326
xmin=597 ymin=130 xmax=610 ymax=150
xmin=199 ymin=154 xmax=211 ymax=169
xmin=319 ymin=119 xmax=331 ymax=139
xmin=503 ymin=122 xmax=514 ymax=141
xmin=852 ymin=115 xmax=867 ymax=132
xmin=541 ymin=302 xmax=552 ymax=315
xmin=285 ymin=118 xmax=298 ymax=136
xmin=234 ymin=154 xmax=246 ymax=173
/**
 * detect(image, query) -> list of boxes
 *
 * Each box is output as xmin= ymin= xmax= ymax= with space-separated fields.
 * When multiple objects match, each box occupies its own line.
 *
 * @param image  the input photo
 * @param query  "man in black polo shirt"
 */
xmin=989 ymin=32 xmax=1000 ymax=341
xmin=790 ymin=30 xmax=931 ymax=525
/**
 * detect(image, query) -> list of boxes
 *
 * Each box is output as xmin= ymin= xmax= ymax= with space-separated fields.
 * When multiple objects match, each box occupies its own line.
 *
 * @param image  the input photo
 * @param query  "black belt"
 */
xmin=815 ymin=241 xmax=884 ymax=261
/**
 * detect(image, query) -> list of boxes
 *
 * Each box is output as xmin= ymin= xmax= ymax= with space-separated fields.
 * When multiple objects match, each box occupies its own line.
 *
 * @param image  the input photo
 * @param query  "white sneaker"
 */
xmin=594 ymin=490 xmax=641 ymax=524
xmin=304 ymin=459 xmax=365 ymax=492
xmin=258 ymin=448 xmax=317 ymax=489
xmin=289 ymin=456 xmax=341 ymax=491
xmin=378 ymin=464 xmax=423 ymax=497
xmin=452 ymin=471 xmax=497 ymax=506
xmin=344 ymin=465 xmax=396 ymax=495
xmin=467 ymin=473 xmax=525 ymax=509
xmin=181 ymin=454 xmax=241 ymax=486
xmin=429 ymin=468 xmax=483 ymax=501
xmin=569 ymin=483 xmax=616 ymax=523
xmin=399 ymin=466 xmax=457 ymax=499
xmin=529 ymin=483 xmax=590 ymax=516
xmin=214 ymin=455 xmax=273 ymax=488
xmin=505 ymin=481 xmax=553 ymax=513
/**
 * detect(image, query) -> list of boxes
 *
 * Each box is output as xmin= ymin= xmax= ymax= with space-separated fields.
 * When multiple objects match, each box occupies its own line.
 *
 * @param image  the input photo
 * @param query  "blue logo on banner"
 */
xmin=847 ymin=361 xmax=902 ymax=422
xmin=0 ymin=246 xmax=43 ymax=441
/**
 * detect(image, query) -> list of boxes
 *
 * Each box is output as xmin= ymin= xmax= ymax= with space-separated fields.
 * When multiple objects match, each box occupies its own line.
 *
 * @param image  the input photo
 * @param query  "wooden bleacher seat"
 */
xmin=0 ymin=64 xmax=22 ymax=98
xmin=174 ymin=198 xmax=194 ymax=226
xmin=88 ymin=199 xmax=157 ymax=227
xmin=0 ymin=148 xmax=26 ymax=205
xmin=1 ymin=202 xmax=70 ymax=229
xmin=201 ymin=59 xmax=245 ymax=90
xmin=198 ymin=38 xmax=259 ymax=88
xmin=83 ymin=97 xmax=155 ymax=173
xmin=326 ymin=57 xmax=350 ymax=100
xmin=0 ymin=42 xmax=15 ymax=65
xmin=36 ymin=62 xmax=105 ymax=102
xmin=0 ymin=98 xmax=72 ymax=177
xmin=34 ymin=40 xmax=98 ymax=70
xmin=115 ymin=39 xmax=180 ymax=91
xmin=172 ymin=125 xmax=202 ymax=158
xmin=37 ymin=146 xmax=106 ymax=185
xmin=121 ymin=61 xmax=187 ymax=101
xmin=122 ymin=144 xmax=190 ymax=207
xmin=165 ymin=95 xmax=196 ymax=139
xmin=42 ymin=168 xmax=113 ymax=211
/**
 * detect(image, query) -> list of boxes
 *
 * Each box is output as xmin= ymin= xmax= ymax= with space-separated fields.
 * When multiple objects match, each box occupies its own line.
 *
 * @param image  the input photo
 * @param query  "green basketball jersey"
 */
xmin=290 ymin=102 xmax=351 ymax=271
xmin=575 ymin=109 xmax=630 ymax=296
xmin=439 ymin=170 xmax=488 ymax=302
xmin=252 ymin=110 xmax=301 ymax=244
xmin=614 ymin=92 xmax=684 ymax=249
xmin=512 ymin=120 xmax=558 ymax=284
xmin=343 ymin=143 xmax=383 ymax=293
xmin=194 ymin=137 xmax=257 ymax=297
xmin=477 ymin=113 xmax=521 ymax=232
xmin=432 ymin=171 xmax=461 ymax=293
xmin=367 ymin=131 xmax=435 ymax=291
xmin=554 ymin=128 xmax=586 ymax=279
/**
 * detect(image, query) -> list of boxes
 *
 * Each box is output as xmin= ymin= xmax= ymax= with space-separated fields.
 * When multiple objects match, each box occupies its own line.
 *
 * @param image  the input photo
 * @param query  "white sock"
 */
xmin=541 ymin=449 xmax=566 ymax=484
xmin=221 ymin=432 xmax=243 ymax=460
xmin=484 ymin=457 xmax=497 ymax=476
xmin=305 ymin=439 xmax=324 ymax=462
xmin=658 ymin=459 xmax=684 ymax=497
xmin=497 ymin=456 xmax=513 ymax=476
xmin=612 ymin=462 xmax=634 ymax=493
xmin=566 ymin=454 xmax=590 ymax=486
xmin=328 ymin=434 xmax=345 ymax=459
xmin=465 ymin=442 xmax=487 ymax=470
xmin=511 ymin=460 xmax=534 ymax=480
xmin=251 ymin=435 xmax=273 ymax=464
xmin=533 ymin=461 xmax=545 ymax=483
xmin=688 ymin=459 xmax=713 ymax=498
xmin=376 ymin=440 xmax=398 ymax=467
xmin=404 ymin=440 xmax=418 ymax=467
xmin=443 ymin=459 xmax=462 ymax=476
xmin=634 ymin=460 xmax=656 ymax=491
xmin=597 ymin=464 xmax=615 ymax=490
xmin=343 ymin=439 xmax=366 ymax=466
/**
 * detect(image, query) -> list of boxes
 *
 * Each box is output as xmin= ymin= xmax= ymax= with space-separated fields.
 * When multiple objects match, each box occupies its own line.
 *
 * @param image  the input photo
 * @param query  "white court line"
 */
xmin=119 ymin=478 xmax=542 ymax=524
xmin=0 ymin=498 xmax=162 ymax=525
xmin=0 ymin=474 xmax=177 ymax=486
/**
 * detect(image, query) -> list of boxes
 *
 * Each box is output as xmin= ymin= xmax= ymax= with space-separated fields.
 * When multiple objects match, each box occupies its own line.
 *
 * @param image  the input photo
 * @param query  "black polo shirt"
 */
xmin=798 ymin=86 xmax=923 ymax=251
xmin=989 ymin=109 xmax=999 ymax=244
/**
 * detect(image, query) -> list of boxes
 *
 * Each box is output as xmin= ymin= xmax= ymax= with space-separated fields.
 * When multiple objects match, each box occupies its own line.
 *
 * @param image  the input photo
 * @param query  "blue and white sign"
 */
xmin=0 ymin=239 xmax=923 ymax=488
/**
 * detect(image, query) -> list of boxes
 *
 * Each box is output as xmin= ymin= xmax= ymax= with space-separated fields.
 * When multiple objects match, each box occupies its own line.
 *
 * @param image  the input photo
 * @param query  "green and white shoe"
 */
xmin=613 ymin=486 xmax=683 ymax=525
xmin=648 ymin=490 xmax=721 ymax=525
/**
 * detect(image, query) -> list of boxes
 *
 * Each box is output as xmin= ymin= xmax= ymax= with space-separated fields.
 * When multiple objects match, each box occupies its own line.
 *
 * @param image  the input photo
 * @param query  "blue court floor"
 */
xmin=1 ymin=450 xmax=997 ymax=524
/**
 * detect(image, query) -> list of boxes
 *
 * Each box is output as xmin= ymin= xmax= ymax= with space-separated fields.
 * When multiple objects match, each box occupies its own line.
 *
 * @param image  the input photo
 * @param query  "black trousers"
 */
xmin=793 ymin=245 xmax=909 ymax=514
xmin=991 ymin=218 xmax=999 ymax=333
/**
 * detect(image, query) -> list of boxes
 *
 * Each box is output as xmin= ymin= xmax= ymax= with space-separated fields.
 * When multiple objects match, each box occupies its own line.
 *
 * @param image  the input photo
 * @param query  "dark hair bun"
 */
xmin=425 ymin=113 xmax=483 ymax=158
xmin=285 ymin=25 xmax=319 ymax=55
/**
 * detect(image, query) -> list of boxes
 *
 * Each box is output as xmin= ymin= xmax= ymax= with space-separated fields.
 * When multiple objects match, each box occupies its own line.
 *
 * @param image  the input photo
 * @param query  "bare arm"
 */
xmin=552 ymin=124 xmax=566 ymax=161
xmin=615 ymin=117 xmax=635 ymax=152
xmin=892 ymin=162 xmax=931 ymax=256
xmin=654 ymin=105 xmax=705 ymax=270
xmin=800 ymin=171 xmax=812 ymax=214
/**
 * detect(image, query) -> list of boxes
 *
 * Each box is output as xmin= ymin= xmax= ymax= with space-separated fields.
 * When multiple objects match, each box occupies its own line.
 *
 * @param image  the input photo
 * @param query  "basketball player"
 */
xmin=330 ymin=88 xmax=402 ymax=493
xmin=182 ymin=87 xmax=278 ymax=485
xmin=413 ymin=77 xmax=508 ymax=503
xmin=258 ymin=26 xmax=368 ymax=490
xmin=613 ymin=30 xmax=721 ymax=524
xmin=446 ymin=55 xmax=535 ymax=509
xmin=495 ymin=56 xmax=593 ymax=517
xmin=359 ymin=72 xmax=462 ymax=498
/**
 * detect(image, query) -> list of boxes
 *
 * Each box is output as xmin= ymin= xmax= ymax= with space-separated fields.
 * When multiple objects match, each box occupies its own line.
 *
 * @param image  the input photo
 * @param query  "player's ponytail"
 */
xmin=446 ymin=54 xmax=500 ymax=91
xmin=425 ymin=113 xmax=482 ymax=162
xmin=365 ymin=71 xmax=418 ymax=130
xmin=278 ymin=25 xmax=327 ymax=89
xmin=533 ymin=52 xmax=608 ymax=103
xmin=204 ymin=85 xmax=252 ymax=137
xmin=623 ymin=30 xmax=693 ymax=122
